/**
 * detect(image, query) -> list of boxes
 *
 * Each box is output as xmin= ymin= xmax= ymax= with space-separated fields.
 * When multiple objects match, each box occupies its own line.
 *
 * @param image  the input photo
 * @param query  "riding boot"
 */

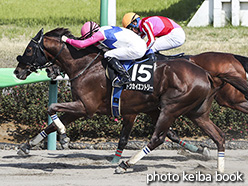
xmin=107 ymin=57 xmax=132 ymax=87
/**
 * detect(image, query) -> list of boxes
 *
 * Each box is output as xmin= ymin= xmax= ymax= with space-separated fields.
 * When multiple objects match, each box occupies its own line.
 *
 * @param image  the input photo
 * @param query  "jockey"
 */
xmin=122 ymin=13 xmax=185 ymax=55
xmin=61 ymin=21 xmax=147 ymax=87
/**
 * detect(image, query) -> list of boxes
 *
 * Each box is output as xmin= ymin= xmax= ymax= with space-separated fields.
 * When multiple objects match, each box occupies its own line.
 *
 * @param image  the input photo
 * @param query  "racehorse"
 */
xmin=190 ymin=52 xmax=248 ymax=113
xmin=45 ymin=51 xmax=248 ymax=161
xmin=45 ymin=64 xmax=210 ymax=157
xmin=45 ymin=52 xmax=248 ymax=158
xmin=14 ymin=28 xmax=227 ymax=173
xmin=157 ymin=52 xmax=248 ymax=114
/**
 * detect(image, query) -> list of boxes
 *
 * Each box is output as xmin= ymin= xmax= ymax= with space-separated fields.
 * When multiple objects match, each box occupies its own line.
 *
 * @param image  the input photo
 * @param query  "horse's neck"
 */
xmin=44 ymin=37 xmax=102 ymax=78
xmin=59 ymin=46 xmax=103 ymax=79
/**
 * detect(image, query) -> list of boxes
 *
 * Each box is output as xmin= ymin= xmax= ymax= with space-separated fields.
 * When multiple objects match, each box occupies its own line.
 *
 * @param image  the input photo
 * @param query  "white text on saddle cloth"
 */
xmin=126 ymin=61 xmax=154 ymax=92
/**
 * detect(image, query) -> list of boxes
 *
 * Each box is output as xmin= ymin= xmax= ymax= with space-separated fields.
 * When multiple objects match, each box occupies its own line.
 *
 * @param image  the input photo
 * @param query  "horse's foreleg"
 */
xmin=47 ymin=101 xmax=86 ymax=133
xmin=111 ymin=114 xmax=137 ymax=164
xmin=48 ymin=101 xmax=88 ymax=148
xmin=115 ymin=110 xmax=173 ymax=173
xmin=17 ymin=101 xmax=87 ymax=156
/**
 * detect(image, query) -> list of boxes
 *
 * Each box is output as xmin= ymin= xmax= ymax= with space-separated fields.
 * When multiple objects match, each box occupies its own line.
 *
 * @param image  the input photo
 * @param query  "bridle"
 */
xmin=18 ymin=33 xmax=101 ymax=81
xmin=33 ymin=37 xmax=65 ymax=70
xmin=17 ymin=35 xmax=65 ymax=73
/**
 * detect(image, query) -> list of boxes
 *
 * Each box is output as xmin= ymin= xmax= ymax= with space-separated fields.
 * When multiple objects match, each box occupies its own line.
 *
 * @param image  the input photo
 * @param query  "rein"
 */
xmin=28 ymin=37 xmax=65 ymax=70
xmin=69 ymin=52 xmax=101 ymax=81
xmin=27 ymin=33 xmax=101 ymax=81
xmin=42 ymin=38 xmax=66 ymax=68
xmin=49 ymin=42 xmax=66 ymax=64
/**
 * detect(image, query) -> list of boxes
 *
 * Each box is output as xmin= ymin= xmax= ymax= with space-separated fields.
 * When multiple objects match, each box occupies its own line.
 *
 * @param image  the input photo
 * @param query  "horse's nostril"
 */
xmin=16 ymin=55 xmax=22 ymax=62
xmin=45 ymin=68 xmax=50 ymax=73
xmin=14 ymin=70 xmax=19 ymax=75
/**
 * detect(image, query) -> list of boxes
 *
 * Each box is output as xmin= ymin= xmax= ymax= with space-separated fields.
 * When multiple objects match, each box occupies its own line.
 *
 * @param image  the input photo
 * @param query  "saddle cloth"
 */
xmin=108 ymin=53 xmax=185 ymax=117
xmin=107 ymin=57 xmax=154 ymax=117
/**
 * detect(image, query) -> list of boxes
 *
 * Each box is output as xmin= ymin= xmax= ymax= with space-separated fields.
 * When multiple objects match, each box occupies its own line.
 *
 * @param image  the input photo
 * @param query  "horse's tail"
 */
xmin=207 ymin=72 xmax=224 ymax=98
xmin=234 ymin=54 xmax=248 ymax=73
xmin=217 ymin=72 xmax=248 ymax=100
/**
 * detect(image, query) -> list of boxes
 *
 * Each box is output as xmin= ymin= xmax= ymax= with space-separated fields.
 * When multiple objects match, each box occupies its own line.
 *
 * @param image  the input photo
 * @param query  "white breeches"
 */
xmin=104 ymin=30 xmax=147 ymax=60
xmin=151 ymin=28 xmax=185 ymax=52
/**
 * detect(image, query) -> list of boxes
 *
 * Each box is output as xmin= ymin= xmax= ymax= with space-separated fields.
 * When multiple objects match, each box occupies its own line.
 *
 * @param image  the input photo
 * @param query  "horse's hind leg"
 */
xmin=111 ymin=114 xmax=137 ymax=164
xmin=219 ymin=74 xmax=248 ymax=100
xmin=166 ymin=128 xmax=210 ymax=156
xmin=215 ymin=85 xmax=248 ymax=114
xmin=149 ymin=110 xmax=209 ymax=156
xmin=115 ymin=109 xmax=174 ymax=173
xmin=188 ymin=114 xmax=225 ymax=172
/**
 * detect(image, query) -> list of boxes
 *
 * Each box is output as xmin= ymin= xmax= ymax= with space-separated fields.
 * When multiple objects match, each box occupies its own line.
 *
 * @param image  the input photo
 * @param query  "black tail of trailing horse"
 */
xmin=234 ymin=54 xmax=248 ymax=73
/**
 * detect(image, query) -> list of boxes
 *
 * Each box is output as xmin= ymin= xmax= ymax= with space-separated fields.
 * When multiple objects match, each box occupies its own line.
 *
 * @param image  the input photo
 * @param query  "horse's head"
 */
xmin=14 ymin=28 xmax=49 ymax=80
xmin=15 ymin=27 xmax=102 ymax=80
xmin=14 ymin=28 xmax=72 ymax=80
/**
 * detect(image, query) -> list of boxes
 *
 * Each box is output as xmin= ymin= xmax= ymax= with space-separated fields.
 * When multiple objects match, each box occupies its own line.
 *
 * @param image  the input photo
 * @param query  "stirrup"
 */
xmin=113 ymin=78 xmax=131 ymax=87
xmin=112 ymin=77 xmax=121 ymax=87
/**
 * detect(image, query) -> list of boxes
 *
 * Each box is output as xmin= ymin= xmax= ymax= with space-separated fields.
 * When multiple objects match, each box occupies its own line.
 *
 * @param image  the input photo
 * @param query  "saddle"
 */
xmin=107 ymin=52 xmax=185 ymax=117
xmin=155 ymin=52 xmax=187 ymax=60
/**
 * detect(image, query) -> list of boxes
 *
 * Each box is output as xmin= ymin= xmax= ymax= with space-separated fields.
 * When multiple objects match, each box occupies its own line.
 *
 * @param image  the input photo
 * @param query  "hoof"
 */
xmin=115 ymin=166 xmax=126 ymax=174
xmin=17 ymin=143 xmax=31 ymax=156
xmin=59 ymin=133 xmax=70 ymax=149
xmin=202 ymin=147 xmax=211 ymax=157
xmin=115 ymin=161 xmax=129 ymax=174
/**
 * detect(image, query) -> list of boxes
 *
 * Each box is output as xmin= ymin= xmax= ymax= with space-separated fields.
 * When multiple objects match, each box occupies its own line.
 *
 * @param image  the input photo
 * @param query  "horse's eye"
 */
xmin=25 ymin=47 xmax=33 ymax=56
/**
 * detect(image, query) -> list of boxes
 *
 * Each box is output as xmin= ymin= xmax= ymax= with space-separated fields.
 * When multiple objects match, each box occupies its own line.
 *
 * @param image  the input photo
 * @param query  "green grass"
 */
xmin=1 ymin=0 xmax=248 ymax=67
xmin=173 ymin=26 xmax=248 ymax=56
xmin=0 ymin=0 xmax=100 ymax=25
xmin=0 ymin=0 xmax=204 ymax=38
xmin=1 ymin=0 xmax=248 ymax=140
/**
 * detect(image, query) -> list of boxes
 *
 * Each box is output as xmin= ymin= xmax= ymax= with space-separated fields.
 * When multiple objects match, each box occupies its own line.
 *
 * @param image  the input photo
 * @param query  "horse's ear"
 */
xmin=33 ymin=28 xmax=44 ymax=42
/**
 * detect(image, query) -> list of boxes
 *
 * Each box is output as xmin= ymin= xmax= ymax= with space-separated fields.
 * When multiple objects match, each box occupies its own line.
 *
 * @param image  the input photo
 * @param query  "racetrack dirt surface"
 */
xmin=0 ymin=149 xmax=247 ymax=186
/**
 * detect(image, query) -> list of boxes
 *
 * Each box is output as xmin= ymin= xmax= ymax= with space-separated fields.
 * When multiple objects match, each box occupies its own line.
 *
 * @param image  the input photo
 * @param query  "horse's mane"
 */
xmin=44 ymin=27 xmax=76 ymax=39
xmin=44 ymin=27 xmax=103 ymax=54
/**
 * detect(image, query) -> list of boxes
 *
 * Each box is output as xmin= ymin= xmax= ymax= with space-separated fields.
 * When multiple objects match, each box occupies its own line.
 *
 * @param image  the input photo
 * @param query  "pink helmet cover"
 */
xmin=81 ymin=21 xmax=100 ymax=38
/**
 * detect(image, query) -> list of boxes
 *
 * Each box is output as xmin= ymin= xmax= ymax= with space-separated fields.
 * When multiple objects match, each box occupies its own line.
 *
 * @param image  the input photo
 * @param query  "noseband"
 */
xmin=22 ymin=36 xmax=65 ymax=72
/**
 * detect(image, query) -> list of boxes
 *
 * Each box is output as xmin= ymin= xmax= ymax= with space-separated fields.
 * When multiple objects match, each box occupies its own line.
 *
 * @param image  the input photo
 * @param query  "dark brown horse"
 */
xmin=190 ymin=52 xmax=248 ymax=113
xmin=14 ymin=28 xmax=227 ymax=173
xmin=46 ymin=51 xmax=248 ymax=162
xmin=44 ymin=51 xmax=248 ymax=154
xmin=44 ymin=63 xmax=210 ymax=158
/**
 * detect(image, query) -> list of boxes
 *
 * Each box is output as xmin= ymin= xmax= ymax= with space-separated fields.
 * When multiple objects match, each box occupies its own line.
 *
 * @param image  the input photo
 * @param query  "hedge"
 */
xmin=0 ymin=82 xmax=248 ymax=141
